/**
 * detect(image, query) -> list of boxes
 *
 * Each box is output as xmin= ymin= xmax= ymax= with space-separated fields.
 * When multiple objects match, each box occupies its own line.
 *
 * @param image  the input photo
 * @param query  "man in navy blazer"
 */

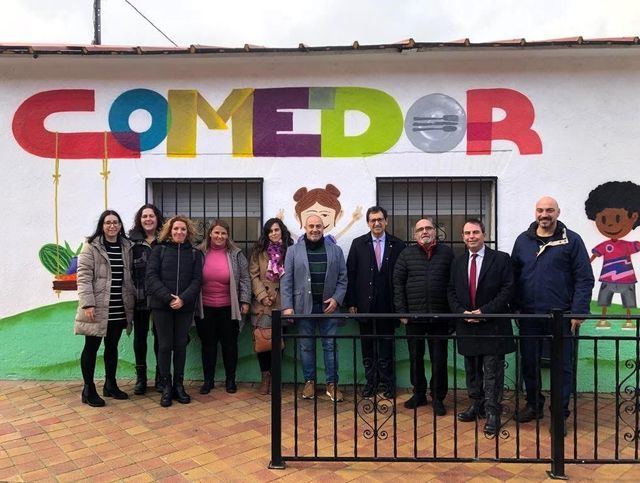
xmin=281 ymin=214 xmax=348 ymax=402
xmin=448 ymin=218 xmax=515 ymax=435
xmin=346 ymin=206 xmax=406 ymax=399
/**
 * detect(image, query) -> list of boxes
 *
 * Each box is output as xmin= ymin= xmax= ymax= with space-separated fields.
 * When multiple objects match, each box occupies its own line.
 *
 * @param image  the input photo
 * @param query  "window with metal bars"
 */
xmin=145 ymin=178 xmax=263 ymax=254
xmin=376 ymin=177 xmax=497 ymax=255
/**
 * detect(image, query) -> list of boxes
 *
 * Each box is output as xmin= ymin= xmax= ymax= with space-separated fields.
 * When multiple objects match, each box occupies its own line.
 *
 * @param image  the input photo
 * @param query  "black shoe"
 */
xmin=154 ymin=367 xmax=163 ymax=393
xmin=404 ymin=393 xmax=428 ymax=409
xmin=516 ymin=405 xmax=544 ymax=423
xmin=81 ymin=383 xmax=105 ymax=407
xmin=433 ymin=399 xmax=447 ymax=416
xmin=199 ymin=380 xmax=214 ymax=395
xmin=103 ymin=380 xmax=129 ymax=400
xmin=484 ymin=413 xmax=501 ymax=435
xmin=160 ymin=376 xmax=173 ymax=407
xmin=361 ymin=384 xmax=375 ymax=398
xmin=172 ymin=377 xmax=191 ymax=404
xmin=134 ymin=365 xmax=147 ymax=395
xmin=225 ymin=380 xmax=237 ymax=394
xmin=458 ymin=402 xmax=486 ymax=422
xmin=382 ymin=388 xmax=396 ymax=399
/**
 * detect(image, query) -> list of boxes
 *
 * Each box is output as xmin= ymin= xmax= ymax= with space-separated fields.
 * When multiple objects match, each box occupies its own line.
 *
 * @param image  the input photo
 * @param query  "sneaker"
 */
xmin=326 ymin=383 xmax=344 ymax=402
xmin=302 ymin=380 xmax=315 ymax=399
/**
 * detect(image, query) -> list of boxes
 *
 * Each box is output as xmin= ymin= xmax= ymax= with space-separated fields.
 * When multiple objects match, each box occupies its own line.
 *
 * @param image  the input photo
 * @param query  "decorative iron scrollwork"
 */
xmin=356 ymin=394 xmax=394 ymax=440
xmin=498 ymin=359 xmax=516 ymax=431
xmin=483 ymin=426 xmax=511 ymax=440
xmin=618 ymin=359 xmax=640 ymax=443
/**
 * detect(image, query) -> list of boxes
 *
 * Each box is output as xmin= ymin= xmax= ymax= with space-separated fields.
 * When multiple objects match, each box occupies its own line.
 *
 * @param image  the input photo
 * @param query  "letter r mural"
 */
xmin=466 ymin=88 xmax=542 ymax=155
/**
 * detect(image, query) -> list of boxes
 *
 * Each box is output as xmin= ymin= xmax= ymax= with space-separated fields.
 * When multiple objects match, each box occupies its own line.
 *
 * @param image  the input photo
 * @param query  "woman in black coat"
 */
xmin=128 ymin=204 xmax=164 ymax=395
xmin=146 ymin=215 xmax=203 ymax=407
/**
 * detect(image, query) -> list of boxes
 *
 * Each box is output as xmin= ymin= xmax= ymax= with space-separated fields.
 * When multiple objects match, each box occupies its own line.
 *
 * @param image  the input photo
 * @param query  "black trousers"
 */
xmin=359 ymin=318 xmax=396 ymax=391
xmin=256 ymin=351 xmax=271 ymax=372
xmin=406 ymin=320 xmax=449 ymax=401
xmin=519 ymin=318 xmax=575 ymax=417
xmin=133 ymin=309 xmax=158 ymax=368
xmin=80 ymin=322 xmax=124 ymax=384
xmin=464 ymin=354 xmax=505 ymax=415
xmin=152 ymin=309 xmax=192 ymax=379
xmin=196 ymin=306 xmax=239 ymax=382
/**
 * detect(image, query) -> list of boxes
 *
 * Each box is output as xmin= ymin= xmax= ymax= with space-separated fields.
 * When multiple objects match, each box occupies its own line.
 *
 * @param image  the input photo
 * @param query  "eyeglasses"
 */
xmin=103 ymin=221 xmax=121 ymax=226
xmin=368 ymin=217 xmax=386 ymax=224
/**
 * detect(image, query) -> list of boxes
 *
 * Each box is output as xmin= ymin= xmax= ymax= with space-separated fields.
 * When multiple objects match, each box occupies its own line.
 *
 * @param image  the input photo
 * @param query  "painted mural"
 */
xmin=39 ymin=241 xmax=81 ymax=291
xmin=12 ymin=87 xmax=543 ymax=159
xmin=280 ymin=184 xmax=362 ymax=241
xmin=585 ymin=181 xmax=640 ymax=329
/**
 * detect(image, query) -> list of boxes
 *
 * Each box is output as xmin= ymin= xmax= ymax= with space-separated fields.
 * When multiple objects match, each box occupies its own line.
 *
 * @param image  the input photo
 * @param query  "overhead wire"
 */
xmin=122 ymin=0 xmax=178 ymax=46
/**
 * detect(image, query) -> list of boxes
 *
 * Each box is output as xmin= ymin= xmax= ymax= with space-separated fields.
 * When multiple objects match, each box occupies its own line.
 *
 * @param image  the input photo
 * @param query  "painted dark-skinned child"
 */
xmin=585 ymin=181 xmax=640 ymax=328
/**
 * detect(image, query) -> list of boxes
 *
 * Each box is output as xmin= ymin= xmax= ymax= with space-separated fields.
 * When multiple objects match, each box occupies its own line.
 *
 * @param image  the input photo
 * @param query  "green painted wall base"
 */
xmin=1 ymin=301 xmax=638 ymax=393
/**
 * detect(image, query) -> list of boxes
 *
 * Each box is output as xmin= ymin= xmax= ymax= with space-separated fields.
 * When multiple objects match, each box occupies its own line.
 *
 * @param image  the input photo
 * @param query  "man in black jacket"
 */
xmin=346 ymin=206 xmax=406 ymax=398
xmin=393 ymin=218 xmax=454 ymax=415
xmin=448 ymin=219 xmax=515 ymax=435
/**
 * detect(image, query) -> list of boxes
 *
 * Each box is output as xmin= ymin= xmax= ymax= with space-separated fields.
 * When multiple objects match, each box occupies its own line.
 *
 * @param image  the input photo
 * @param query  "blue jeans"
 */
xmin=297 ymin=303 xmax=339 ymax=384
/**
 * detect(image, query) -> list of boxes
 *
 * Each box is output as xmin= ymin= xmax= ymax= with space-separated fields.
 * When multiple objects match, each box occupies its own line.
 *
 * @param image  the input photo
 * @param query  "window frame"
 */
xmin=376 ymin=176 xmax=498 ymax=253
xmin=145 ymin=177 xmax=264 ymax=253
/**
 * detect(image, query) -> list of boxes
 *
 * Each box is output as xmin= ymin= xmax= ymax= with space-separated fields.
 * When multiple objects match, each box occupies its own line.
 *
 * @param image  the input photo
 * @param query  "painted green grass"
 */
xmin=1 ymin=301 xmax=638 ymax=392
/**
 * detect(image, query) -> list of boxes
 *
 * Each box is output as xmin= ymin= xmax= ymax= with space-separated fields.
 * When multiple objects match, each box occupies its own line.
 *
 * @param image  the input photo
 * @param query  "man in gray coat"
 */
xmin=281 ymin=214 xmax=348 ymax=402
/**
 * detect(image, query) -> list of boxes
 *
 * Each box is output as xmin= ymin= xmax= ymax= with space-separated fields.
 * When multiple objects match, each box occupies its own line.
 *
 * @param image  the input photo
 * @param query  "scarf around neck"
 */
xmin=419 ymin=240 xmax=437 ymax=260
xmin=266 ymin=241 xmax=285 ymax=281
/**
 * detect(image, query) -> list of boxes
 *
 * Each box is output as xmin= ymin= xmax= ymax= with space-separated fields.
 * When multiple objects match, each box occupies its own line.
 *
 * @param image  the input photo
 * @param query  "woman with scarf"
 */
xmin=249 ymin=218 xmax=294 ymax=394
xmin=197 ymin=219 xmax=251 ymax=395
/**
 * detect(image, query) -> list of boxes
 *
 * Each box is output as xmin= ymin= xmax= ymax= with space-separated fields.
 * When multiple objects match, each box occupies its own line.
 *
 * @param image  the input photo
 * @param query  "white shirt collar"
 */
xmin=468 ymin=245 xmax=486 ymax=258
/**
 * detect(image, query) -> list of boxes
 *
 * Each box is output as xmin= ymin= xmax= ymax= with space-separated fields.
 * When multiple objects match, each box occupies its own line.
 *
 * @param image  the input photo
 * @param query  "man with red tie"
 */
xmin=447 ymin=218 xmax=515 ymax=435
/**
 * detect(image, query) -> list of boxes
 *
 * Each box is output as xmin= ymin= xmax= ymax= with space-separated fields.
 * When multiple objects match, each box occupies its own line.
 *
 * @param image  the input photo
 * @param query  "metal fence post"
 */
xmin=547 ymin=309 xmax=567 ymax=479
xmin=269 ymin=310 xmax=286 ymax=469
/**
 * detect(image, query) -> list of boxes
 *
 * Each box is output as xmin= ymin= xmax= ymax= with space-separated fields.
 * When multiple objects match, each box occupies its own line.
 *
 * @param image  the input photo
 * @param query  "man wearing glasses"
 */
xmin=393 ymin=218 xmax=454 ymax=415
xmin=346 ymin=206 xmax=406 ymax=399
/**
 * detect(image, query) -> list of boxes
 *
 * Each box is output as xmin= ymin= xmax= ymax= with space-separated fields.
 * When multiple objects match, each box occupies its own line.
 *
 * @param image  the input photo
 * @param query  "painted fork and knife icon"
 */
xmin=412 ymin=114 xmax=459 ymax=132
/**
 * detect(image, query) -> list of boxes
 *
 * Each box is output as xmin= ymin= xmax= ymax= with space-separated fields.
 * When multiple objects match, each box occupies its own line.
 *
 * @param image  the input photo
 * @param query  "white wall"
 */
xmin=2 ymin=48 xmax=639 ymax=317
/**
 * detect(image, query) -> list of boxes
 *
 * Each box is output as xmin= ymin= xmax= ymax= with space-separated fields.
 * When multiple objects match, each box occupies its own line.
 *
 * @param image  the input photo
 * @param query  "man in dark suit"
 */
xmin=346 ymin=206 xmax=406 ymax=398
xmin=447 ymin=218 xmax=515 ymax=435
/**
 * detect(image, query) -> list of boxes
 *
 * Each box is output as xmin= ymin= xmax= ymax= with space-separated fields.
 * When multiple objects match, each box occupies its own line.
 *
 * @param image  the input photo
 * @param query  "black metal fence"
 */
xmin=268 ymin=311 xmax=640 ymax=479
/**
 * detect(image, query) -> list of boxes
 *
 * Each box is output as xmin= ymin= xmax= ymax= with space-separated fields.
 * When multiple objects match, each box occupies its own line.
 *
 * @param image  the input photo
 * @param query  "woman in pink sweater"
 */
xmin=196 ymin=219 xmax=251 ymax=394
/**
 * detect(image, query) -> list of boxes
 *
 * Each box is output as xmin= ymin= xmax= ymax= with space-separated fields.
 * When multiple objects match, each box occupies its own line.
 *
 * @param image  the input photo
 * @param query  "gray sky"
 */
xmin=2 ymin=0 xmax=639 ymax=47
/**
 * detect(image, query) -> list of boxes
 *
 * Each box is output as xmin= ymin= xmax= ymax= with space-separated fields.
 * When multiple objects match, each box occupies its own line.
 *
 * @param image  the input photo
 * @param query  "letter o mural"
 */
xmin=108 ymin=88 xmax=169 ymax=151
xmin=404 ymin=93 xmax=466 ymax=153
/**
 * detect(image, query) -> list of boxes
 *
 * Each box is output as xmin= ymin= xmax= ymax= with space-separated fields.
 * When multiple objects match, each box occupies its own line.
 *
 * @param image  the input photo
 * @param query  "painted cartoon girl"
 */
xmin=280 ymin=184 xmax=362 ymax=242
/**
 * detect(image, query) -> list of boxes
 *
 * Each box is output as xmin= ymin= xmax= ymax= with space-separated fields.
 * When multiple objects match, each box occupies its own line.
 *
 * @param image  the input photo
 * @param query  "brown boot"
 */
xmin=258 ymin=371 xmax=271 ymax=395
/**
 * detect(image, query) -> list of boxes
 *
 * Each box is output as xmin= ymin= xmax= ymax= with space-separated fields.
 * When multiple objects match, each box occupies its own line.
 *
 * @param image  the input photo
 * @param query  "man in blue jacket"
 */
xmin=281 ymin=214 xmax=348 ymax=403
xmin=511 ymin=196 xmax=594 ymax=433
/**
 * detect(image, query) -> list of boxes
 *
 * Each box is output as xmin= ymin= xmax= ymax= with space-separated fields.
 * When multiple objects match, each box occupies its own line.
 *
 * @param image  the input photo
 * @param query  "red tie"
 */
xmin=469 ymin=253 xmax=478 ymax=308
